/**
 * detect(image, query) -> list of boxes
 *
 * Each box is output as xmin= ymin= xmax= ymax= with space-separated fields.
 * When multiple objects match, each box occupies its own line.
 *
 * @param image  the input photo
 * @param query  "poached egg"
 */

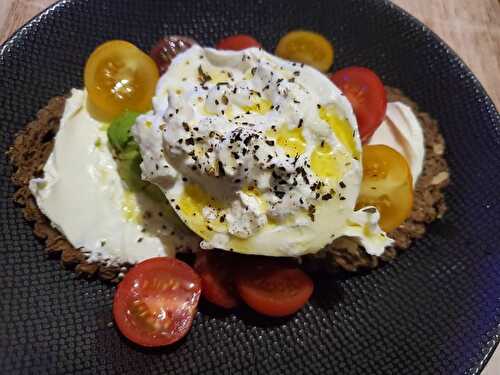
xmin=134 ymin=46 xmax=392 ymax=257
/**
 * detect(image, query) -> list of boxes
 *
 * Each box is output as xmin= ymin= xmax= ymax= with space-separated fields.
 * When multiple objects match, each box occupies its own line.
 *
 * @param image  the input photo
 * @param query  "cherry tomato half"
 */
xmin=356 ymin=145 xmax=413 ymax=232
xmin=276 ymin=30 xmax=334 ymax=72
xmin=194 ymin=250 xmax=240 ymax=309
xmin=330 ymin=67 xmax=387 ymax=142
xmin=236 ymin=258 xmax=313 ymax=317
xmin=84 ymin=40 xmax=159 ymax=121
xmin=216 ymin=34 xmax=262 ymax=51
xmin=150 ymin=36 xmax=197 ymax=75
xmin=113 ymin=257 xmax=201 ymax=347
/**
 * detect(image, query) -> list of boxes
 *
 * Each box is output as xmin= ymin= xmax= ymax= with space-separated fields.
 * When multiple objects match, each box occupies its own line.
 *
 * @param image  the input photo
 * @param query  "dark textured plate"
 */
xmin=1 ymin=0 xmax=499 ymax=374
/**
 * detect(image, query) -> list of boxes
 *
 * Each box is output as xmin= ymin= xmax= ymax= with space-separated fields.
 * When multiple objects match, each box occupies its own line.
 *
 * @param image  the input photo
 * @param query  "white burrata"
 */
xmin=30 ymin=89 xmax=199 ymax=266
xmin=368 ymin=102 xmax=425 ymax=185
xmin=134 ymin=46 xmax=392 ymax=257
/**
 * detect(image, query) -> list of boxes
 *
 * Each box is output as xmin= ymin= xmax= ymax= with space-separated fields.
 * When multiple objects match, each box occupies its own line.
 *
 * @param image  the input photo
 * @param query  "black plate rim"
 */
xmin=0 ymin=0 xmax=499 ymax=374
xmin=1 ymin=0 xmax=498 ymax=119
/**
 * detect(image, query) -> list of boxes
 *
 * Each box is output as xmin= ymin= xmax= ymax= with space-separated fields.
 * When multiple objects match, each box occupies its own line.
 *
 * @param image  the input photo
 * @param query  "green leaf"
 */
xmin=143 ymin=184 xmax=167 ymax=203
xmin=117 ymin=150 xmax=146 ymax=192
xmin=107 ymin=111 xmax=140 ymax=152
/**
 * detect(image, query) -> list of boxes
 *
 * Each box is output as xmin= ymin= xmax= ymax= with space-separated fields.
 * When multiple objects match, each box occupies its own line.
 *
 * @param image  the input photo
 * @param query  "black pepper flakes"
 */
xmin=275 ymin=190 xmax=285 ymax=199
xmin=198 ymin=65 xmax=211 ymax=85
xmin=308 ymin=205 xmax=316 ymax=221
xmin=218 ymin=161 xmax=225 ymax=177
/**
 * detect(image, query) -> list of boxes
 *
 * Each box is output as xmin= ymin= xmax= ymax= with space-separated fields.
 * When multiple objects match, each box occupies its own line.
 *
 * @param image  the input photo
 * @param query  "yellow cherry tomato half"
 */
xmin=275 ymin=30 xmax=334 ymax=72
xmin=84 ymin=40 xmax=159 ymax=121
xmin=356 ymin=145 xmax=413 ymax=232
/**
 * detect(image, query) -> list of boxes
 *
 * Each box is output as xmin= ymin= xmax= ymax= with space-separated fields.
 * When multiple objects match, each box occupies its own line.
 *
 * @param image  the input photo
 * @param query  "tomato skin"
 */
xmin=150 ymin=36 xmax=197 ymax=74
xmin=216 ymin=35 xmax=262 ymax=51
xmin=330 ymin=67 xmax=387 ymax=142
xmin=84 ymin=40 xmax=159 ymax=121
xmin=236 ymin=258 xmax=313 ymax=317
xmin=275 ymin=30 xmax=334 ymax=72
xmin=356 ymin=144 xmax=413 ymax=232
xmin=194 ymin=250 xmax=240 ymax=309
xmin=113 ymin=257 xmax=201 ymax=347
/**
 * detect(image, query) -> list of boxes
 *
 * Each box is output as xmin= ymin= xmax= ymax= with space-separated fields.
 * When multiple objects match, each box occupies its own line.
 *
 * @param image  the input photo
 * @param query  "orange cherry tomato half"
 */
xmin=113 ymin=257 xmax=201 ymax=347
xmin=216 ymin=34 xmax=262 ymax=51
xmin=84 ymin=40 xmax=159 ymax=121
xmin=194 ymin=250 xmax=240 ymax=309
xmin=356 ymin=145 xmax=414 ymax=232
xmin=330 ymin=67 xmax=387 ymax=142
xmin=275 ymin=30 xmax=334 ymax=72
xmin=236 ymin=258 xmax=313 ymax=317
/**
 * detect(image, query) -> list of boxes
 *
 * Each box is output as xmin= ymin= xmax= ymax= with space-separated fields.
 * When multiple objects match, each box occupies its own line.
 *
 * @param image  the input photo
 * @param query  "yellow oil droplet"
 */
xmin=201 ymin=104 xmax=215 ymax=116
xmin=225 ymin=104 xmax=234 ymax=120
xmin=267 ymin=125 xmax=306 ymax=157
xmin=347 ymin=219 xmax=378 ymax=240
xmin=207 ymin=69 xmax=230 ymax=84
xmin=311 ymin=143 xmax=347 ymax=181
xmin=242 ymin=98 xmax=273 ymax=115
xmin=178 ymin=183 xmax=227 ymax=234
xmin=242 ymin=68 xmax=254 ymax=80
xmin=319 ymin=105 xmax=359 ymax=158
xmin=122 ymin=190 xmax=142 ymax=224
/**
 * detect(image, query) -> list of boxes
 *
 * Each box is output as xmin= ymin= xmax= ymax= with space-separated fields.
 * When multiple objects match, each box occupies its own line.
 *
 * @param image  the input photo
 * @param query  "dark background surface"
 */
xmin=0 ymin=0 xmax=499 ymax=374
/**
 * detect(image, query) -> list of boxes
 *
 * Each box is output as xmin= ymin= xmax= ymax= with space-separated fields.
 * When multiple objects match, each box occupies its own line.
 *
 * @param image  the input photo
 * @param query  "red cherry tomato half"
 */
xmin=236 ymin=258 xmax=314 ymax=317
xmin=330 ymin=67 xmax=387 ymax=142
xmin=216 ymin=34 xmax=262 ymax=51
xmin=113 ymin=257 xmax=201 ymax=347
xmin=194 ymin=250 xmax=240 ymax=309
xmin=150 ymin=36 xmax=197 ymax=74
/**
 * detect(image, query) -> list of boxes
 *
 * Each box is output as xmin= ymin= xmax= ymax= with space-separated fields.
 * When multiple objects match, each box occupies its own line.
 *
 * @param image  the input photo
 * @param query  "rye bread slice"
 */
xmin=8 ymin=87 xmax=449 ymax=279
